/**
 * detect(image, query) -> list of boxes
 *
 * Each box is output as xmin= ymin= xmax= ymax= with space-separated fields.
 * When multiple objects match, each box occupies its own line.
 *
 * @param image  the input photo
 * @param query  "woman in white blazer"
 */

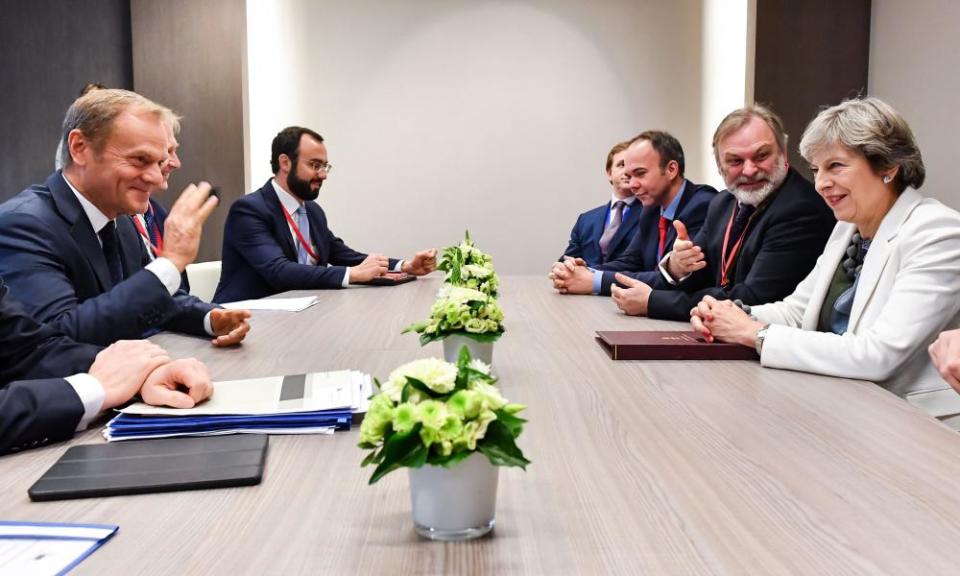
xmin=690 ymin=97 xmax=960 ymax=421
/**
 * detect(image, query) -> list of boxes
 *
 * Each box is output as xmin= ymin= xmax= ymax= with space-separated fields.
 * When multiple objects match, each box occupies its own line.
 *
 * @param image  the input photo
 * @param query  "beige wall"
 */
xmin=870 ymin=0 xmax=960 ymax=210
xmin=246 ymin=0 xmax=705 ymax=274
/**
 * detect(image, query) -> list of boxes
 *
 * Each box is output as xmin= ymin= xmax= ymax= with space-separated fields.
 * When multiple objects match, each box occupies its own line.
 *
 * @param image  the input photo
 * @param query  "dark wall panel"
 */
xmin=131 ymin=0 xmax=246 ymax=262
xmin=754 ymin=0 xmax=871 ymax=178
xmin=0 ymin=0 xmax=133 ymax=199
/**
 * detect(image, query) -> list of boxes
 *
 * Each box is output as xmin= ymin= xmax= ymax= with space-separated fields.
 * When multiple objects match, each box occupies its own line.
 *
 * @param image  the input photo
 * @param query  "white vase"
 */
xmin=408 ymin=452 xmax=499 ymax=541
xmin=442 ymin=334 xmax=494 ymax=365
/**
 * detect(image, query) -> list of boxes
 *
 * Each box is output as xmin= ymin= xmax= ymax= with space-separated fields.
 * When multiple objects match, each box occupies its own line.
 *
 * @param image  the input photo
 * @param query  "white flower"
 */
xmin=391 ymin=358 xmax=458 ymax=394
xmin=468 ymin=358 xmax=491 ymax=374
xmin=462 ymin=264 xmax=492 ymax=279
xmin=379 ymin=376 xmax=406 ymax=403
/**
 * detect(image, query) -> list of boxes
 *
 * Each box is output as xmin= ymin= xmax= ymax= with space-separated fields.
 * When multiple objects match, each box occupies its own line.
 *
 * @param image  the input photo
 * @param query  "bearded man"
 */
xmin=214 ymin=126 xmax=437 ymax=302
xmin=608 ymin=105 xmax=836 ymax=320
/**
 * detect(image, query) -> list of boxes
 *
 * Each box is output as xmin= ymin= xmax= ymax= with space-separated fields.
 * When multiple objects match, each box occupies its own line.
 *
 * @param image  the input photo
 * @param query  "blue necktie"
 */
xmin=143 ymin=205 xmax=161 ymax=246
xmin=296 ymin=206 xmax=312 ymax=265
xmin=98 ymin=221 xmax=124 ymax=286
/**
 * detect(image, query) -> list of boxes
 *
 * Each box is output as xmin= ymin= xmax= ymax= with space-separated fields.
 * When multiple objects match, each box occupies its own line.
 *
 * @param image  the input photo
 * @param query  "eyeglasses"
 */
xmin=305 ymin=160 xmax=333 ymax=174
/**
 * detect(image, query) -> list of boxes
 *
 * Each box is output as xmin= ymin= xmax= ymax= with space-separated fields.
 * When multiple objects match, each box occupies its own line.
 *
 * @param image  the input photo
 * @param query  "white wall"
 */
xmin=870 ymin=0 xmax=960 ymax=209
xmin=246 ymin=0 xmax=706 ymax=274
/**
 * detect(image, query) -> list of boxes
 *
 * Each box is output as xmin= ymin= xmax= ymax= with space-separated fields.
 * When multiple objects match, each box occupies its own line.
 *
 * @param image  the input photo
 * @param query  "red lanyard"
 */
xmin=132 ymin=215 xmax=163 ymax=255
xmin=280 ymin=204 xmax=319 ymax=262
xmin=719 ymin=204 xmax=757 ymax=287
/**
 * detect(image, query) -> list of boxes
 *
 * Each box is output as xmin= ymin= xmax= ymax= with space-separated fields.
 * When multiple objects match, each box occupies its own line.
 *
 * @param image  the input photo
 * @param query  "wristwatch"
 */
xmin=754 ymin=324 xmax=770 ymax=355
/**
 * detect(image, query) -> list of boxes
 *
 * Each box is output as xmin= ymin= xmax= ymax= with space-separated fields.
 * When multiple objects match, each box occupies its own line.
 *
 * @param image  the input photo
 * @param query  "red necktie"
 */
xmin=657 ymin=216 xmax=669 ymax=260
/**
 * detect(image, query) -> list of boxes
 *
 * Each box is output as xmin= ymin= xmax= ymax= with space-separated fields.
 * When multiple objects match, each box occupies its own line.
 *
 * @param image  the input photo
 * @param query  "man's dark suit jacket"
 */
xmin=646 ymin=168 xmax=835 ymax=320
xmin=0 ymin=172 xmax=213 ymax=346
xmin=596 ymin=181 xmax=717 ymax=295
xmin=143 ymin=197 xmax=190 ymax=293
xmin=214 ymin=180 xmax=400 ymax=302
xmin=0 ymin=279 xmax=100 ymax=455
xmin=561 ymin=199 xmax=641 ymax=268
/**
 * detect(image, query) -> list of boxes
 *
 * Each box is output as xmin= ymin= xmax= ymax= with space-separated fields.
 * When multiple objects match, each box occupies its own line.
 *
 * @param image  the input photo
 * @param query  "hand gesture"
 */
xmin=210 ymin=308 xmax=252 ymax=347
xmin=89 ymin=340 xmax=171 ymax=410
xmin=666 ymin=220 xmax=706 ymax=280
xmin=930 ymin=329 xmax=960 ymax=393
xmin=688 ymin=295 xmax=763 ymax=347
xmin=349 ymin=253 xmax=390 ymax=283
xmin=548 ymin=257 xmax=592 ymax=294
xmin=140 ymin=358 xmax=213 ymax=409
xmin=610 ymin=273 xmax=652 ymax=316
xmin=162 ymin=182 xmax=219 ymax=271
xmin=402 ymin=249 xmax=437 ymax=276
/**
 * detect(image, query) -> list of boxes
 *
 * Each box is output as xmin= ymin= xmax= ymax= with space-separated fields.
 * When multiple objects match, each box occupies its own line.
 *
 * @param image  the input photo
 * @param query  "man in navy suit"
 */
xmin=0 ymin=89 xmax=250 ymax=346
xmin=610 ymin=105 xmax=835 ymax=320
xmin=560 ymin=141 xmax=640 ymax=267
xmin=214 ymin=126 xmax=437 ymax=302
xmin=550 ymin=131 xmax=717 ymax=296
xmin=0 ymin=277 xmax=213 ymax=455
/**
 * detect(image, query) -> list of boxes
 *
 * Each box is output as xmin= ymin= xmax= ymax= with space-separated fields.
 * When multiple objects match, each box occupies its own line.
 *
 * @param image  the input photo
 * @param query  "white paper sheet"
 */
xmin=0 ymin=522 xmax=117 ymax=576
xmin=220 ymin=296 xmax=318 ymax=311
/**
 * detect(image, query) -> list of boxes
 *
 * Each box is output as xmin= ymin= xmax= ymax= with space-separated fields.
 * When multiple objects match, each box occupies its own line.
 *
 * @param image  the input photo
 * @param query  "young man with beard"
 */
xmin=214 ymin=127 xmax=437 ymax=302
xmin=610 ymin=105 xmax=835 ymax=320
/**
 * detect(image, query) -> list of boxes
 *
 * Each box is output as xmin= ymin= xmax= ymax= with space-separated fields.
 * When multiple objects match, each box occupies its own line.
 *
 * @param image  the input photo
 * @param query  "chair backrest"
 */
xmin=186 ymin=260 xmax=222 ymax=302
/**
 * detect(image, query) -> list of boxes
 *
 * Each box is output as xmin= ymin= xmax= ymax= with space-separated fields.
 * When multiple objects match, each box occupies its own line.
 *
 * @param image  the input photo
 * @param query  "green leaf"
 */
xmin=360 ymin=449 xmax=380 ymax=467
xmin=404 ymin=376 xmax=446 ymax=400
xmin=477 ymin=420 xmax=531 ymax=470
xmin=402 ymin=321 xmax=428 ymax=335
xmin=368 ymin=423 xmax=424 ymax=484
xmin=494 ymin=409 xmax=527 ymax=438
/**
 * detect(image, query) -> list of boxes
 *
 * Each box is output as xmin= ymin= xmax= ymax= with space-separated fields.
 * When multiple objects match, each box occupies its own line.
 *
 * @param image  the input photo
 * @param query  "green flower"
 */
xmin=359 ymin=395 xmax=394 ymax=445
xmin=379 ymin=376 xmax=406 ymax=403
xmin=439 ymin=414 xmax=464 ymax=441
xmin=471 ymin=380 xmax=507 ymax=411
xmin=392 ymin=402 xmax=418 ymax=434
xmin=464 ymin=317 xmax=486 ymax=333
xmin=417 ymin=400 xmax=447 ymax=432
xmin=447 ymin=390 xmax=482 ymax=419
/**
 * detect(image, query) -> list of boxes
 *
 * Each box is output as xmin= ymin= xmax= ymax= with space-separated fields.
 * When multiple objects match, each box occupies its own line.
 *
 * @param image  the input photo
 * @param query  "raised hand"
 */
xmin=161 ymin=182 xmax=219 ymax=271
xmin=666 ymin=220 xmax=706 ymax=280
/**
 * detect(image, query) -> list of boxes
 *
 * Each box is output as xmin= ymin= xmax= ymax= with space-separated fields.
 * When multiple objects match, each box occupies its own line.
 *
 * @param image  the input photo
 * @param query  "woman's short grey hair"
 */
xmin=799 ymin=97 xmax=925 ymax=193
xmin=58 ymin=89 xmax=181 ymax=169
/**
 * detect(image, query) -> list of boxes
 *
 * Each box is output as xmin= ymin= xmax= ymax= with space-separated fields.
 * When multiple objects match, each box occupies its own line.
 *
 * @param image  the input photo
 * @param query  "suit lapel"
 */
xmin=261 ymin=183 xmax=299 ymax=261
xmin=48 ymin=173 xmax=113 ymax=291
xmin=604 ymin=201 xmax=640 ymax=259
xmin=848 ymin=189 xmax=923 ymax=330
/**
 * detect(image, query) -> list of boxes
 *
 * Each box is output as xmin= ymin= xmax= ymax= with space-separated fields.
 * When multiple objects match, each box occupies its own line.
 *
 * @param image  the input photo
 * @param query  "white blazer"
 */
xmin=752 ymin=188 xmax=960 ymax=418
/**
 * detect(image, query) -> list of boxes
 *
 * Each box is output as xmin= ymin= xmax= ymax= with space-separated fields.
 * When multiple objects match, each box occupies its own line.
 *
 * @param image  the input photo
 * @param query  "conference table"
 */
xmin=4 ymin=276 xmax=960 ymax=575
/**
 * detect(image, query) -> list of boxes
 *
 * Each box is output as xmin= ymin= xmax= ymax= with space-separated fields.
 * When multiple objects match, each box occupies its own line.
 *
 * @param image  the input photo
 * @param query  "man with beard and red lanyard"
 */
xmin=608 ymin=105 xmax=835 ymax=320
xmin=213 ymin=126 xmax=437 ymax=303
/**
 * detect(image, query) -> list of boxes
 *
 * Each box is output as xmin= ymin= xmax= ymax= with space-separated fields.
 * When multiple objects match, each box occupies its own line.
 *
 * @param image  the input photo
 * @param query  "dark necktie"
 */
xmin=98 ymin=221 xmax=124 ymax=286
xmin=599 ymin=201 xmax=625 ymax=259
xmin=143 ymin=205 xmax=161 ymax=247
xmin=657 ymin=215 xmax=669 ymax=260
xmin=726 ymin=203 xmax=756 ymax=259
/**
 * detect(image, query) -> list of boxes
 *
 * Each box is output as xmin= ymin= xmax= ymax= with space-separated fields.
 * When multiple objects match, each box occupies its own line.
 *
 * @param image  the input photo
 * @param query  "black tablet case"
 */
xmin=28 ymin=435 xmax=268 ymax=501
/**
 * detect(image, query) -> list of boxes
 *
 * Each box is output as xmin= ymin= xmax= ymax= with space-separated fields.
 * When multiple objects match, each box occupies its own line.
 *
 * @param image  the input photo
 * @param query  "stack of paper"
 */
xmin=0 ymin=521 xmax=117 ymax=575
xmin=105 ymin=370 xmax=371 ymax=442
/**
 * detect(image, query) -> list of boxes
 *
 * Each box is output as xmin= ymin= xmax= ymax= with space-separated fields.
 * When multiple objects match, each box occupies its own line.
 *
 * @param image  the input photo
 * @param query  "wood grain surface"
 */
xmin=3 ymin=277 xmax=960 ymax=575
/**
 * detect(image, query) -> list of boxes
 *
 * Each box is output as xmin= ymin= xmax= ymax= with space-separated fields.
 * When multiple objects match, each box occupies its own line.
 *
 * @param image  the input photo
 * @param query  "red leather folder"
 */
xmin=595 ymin=330 xmax=758 ymax=361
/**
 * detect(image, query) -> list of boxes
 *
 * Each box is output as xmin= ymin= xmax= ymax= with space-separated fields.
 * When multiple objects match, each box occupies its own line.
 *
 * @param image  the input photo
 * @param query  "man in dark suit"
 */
xmin=0 ymin=88 xmax=250 ymax=346
xmin=611 ymin=105 xmax=835 ymax=320
xmin=560 ymin=141 xmax=640 ymax=267
xmin=0 ymin=277 xmax=213 ymax=455
xmin=550 ymin=131 xmax=717 ymax=296
xmin=214 ymin=126 xmax=437 ymax=302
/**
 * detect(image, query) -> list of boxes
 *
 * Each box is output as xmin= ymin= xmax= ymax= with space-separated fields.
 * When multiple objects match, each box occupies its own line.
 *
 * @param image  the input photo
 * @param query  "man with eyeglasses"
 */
xmin=214 ymin=126 xmax=437 ymax=302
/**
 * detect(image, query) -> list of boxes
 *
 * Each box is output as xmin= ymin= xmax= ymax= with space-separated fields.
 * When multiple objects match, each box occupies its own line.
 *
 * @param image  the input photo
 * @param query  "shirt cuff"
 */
xmin=65 ymin=373 xmax=106 ymax=431
xmin=342 ymin=267 xmax=351 ymax=288
xmin=657 ymin=252 xmax=691 ymax=285
xmin=592 ymin=270 xmax=603 ymax=295
xmin=146 ymin=257 xmax=182 ymax=295
xmin=393 ymin=260 xmax=405 ymax=272
xmin=203 ymin=311 xmax=215 ymax=336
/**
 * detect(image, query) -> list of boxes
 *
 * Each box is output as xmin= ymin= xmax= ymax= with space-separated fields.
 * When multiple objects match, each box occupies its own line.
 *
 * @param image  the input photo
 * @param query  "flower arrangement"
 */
xmin=404 ymin=231 xmax=505 ymax=345
xmin=437 ymin=231 xmax=499 ymax=297
xmin=359 ymin=348 xmax=530 ymax=484
xmin=403 ymin=285 xmax=505 ymax=345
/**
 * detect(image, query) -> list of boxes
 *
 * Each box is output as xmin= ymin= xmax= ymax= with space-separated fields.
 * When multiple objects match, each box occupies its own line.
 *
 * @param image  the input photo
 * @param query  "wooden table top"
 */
xmin=3 ymin=276 xmax=960 ymax=575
